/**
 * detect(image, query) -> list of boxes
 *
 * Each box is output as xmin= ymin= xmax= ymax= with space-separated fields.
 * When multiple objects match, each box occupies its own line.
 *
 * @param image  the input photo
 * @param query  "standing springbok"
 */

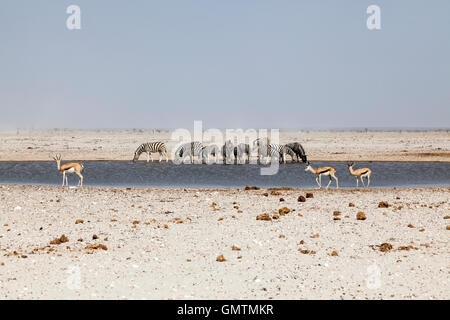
xmin=305 ymin=162 xmax=339 ymax=189
xmin=53 ymin=154 xmax=84 ymax=187
xmin=348 ymin=162 xmax=371 ymax=188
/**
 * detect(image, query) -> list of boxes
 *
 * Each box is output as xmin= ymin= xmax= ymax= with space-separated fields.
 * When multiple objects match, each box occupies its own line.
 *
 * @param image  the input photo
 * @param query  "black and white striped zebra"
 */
xmin=253 ymin=138 xmax=295 ymax=164
xmin=174 ymin=141 xmax=204 ymax=164
xmin=222 ymin=140 xmax=235 ymax=164
xmin=285 ymin=142 xmax=307 ymax=163
xmin=233 ymin=143 xmax=251 ymax=164
xmin=133 ymin=142 xmax=168 ymax=162
xmin=201 ymin=144 xmax=220 ymax=164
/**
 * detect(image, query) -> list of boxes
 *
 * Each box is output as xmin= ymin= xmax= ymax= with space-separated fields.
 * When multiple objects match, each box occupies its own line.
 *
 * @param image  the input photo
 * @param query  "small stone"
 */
xmin=356 ymin=212 xmax=367 ymax=220
xmin=216 ymin=254 xmax=227 ymax=262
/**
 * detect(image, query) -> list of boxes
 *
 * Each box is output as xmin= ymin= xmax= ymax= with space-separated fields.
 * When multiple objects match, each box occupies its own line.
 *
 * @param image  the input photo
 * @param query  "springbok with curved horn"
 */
xmin=53 ymin=154 xmax=84 ymax=187
xmin=305 ymin=162 xmax=339 ymax=189
xmin=348 ymin=162 xmax=371 ymax=188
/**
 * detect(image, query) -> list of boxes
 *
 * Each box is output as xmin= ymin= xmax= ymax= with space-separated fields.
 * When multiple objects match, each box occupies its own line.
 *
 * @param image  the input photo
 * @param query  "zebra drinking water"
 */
xmin=133 ymin=142 xmax=169 ymax=162
xmin=253 ymin=138 xmax=296 ymax=164
xmin=174 ymin=141 xmax=204 ymax=164
xmin=285 ymin=142 xmax=307 ymax=163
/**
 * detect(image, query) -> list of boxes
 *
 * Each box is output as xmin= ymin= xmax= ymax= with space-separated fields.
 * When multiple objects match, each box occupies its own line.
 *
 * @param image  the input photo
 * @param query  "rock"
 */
xmin=92 ymin=234 xmax=99 ymax=240
xmin=272 ymin=214 xmax=280 ymax=220
xmin=279 ymin=198 xmax=285 ymax=202
xmin=256 ymin=213 xmax=272 ymax=221
xmin=216 ymin=254 xmax=227 ymax=262
xmin=446 ymin=225 xmax=450 ymax=230
xmin=356 ymin=212 xmax=367 ymax=220
xmin=50 ymin=235 xmax=69 ymax=245
xmin=75 ymin=219 xmax=84 ymax=224
xmin=348 ymin=202 xmax=355 ymax=207
xmin=298 ymin=196 xmax=306 ymax=202
xmin=333 ymin=211 xmax=341 ymax=216
xmin=278 ymin=207 xmax=291 ymax=215
xmin=330 ymin=250 xmax=338 ymax=256
xmin=378 ymin=201 xmax=390 ymax=208
xmin=407 ymin=224 xmax=415 ymax=228
xmin=380 ymin=243 xmax=393 ymax=252
xmin=85 ymin=244 xmax=107 ymax=251
xmin=231 ymin=246 xmax=241 ymax=251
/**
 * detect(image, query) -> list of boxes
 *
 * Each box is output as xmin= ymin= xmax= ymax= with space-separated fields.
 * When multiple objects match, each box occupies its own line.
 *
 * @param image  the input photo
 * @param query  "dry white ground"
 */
xmin=0 ymin=129 xmax=448 ymax=162
xmin=0 ymin=185 xmax=448 ymax=299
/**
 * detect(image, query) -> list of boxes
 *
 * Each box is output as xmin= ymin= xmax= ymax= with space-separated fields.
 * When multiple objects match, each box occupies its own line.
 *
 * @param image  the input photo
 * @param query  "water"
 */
xmin=0 ymin=161 xmax=448 ymax=189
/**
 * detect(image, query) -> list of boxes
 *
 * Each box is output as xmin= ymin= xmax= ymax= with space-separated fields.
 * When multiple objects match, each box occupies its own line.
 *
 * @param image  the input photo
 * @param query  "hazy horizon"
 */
xmin=1 ymin=0 xmax=449 ymax=129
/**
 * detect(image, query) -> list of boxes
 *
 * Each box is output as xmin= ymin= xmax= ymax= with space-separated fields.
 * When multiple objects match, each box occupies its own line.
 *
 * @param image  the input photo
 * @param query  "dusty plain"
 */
xmin=0 ymin=185 xmax=448 ymax=299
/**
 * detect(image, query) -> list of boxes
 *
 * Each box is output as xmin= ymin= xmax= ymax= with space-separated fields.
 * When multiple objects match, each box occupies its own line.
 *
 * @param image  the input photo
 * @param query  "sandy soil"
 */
xmin=0 ymin=129 xmax=448 ymax=162
xmin=0 ymin=185 xmax=448 ymax=299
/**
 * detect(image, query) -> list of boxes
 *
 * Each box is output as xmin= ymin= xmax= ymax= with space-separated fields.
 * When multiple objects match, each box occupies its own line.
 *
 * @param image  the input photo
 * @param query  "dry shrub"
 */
xmin=306 ymin=193 xmax=314 ymax=198
xmin=349 ymin=202 xmax=355 ymax=207
xmin=75 ymin=219 xmax=84 ymax=224
xmin=231 ymin=245 xmax=241 ymax=251
xmin=333 ymin=211 xmax=341 ymax=216
xmin=245 ymin=185 xmax=260 ymax=190
xmin=330 ymin=250 xmax=338 ymax=256
xmin=270 ymin=190 xmax=281 ymax=196
xmin=298 ymin=196 xmax=306 ymax=202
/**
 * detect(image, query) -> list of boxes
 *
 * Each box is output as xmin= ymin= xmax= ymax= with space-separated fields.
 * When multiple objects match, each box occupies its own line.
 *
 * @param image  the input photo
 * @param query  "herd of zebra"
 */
xmin=132 ymin=139 xmax=308 ymax=164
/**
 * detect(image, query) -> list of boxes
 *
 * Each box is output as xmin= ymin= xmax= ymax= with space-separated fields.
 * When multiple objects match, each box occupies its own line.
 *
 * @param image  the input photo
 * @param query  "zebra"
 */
xmin=201 ymin=144 xmax=221 ymax=164
xmin=233 ymin=143 xmax=251 ymax=164
xmin=285 ymin=142 xmax=307 ymax=163
xmin=253 ymin=138 xmax=296 ymax=164
xmin=133 ymin=142 xmax=168 ymax=163
xmin=222 ymin=140 xmax=235 ymax=164
xmin=174 ymin=141 xmax=204 ymax=164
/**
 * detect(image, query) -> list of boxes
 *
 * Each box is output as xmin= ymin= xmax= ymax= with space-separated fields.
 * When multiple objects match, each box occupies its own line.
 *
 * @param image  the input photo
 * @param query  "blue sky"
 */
xmin=0 ymin=0 xmax=449 ymax=129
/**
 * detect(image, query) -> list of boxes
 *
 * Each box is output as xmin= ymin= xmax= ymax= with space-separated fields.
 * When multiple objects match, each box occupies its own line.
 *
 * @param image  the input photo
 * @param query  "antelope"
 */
xmin=53 ymin=154 xmax=84 ymax=187
xmin=305 ymin=162 xmax=339 ymax=189
xmin=347 ymin=162 xmax=371 ymax=188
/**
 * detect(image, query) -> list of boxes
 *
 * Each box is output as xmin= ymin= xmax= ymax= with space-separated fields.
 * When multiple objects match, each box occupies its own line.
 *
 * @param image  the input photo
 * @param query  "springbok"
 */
xmin=305 ymin=162 xmax=339 ymax=189
xmin=348 ymin=162 xmax=371 ymax=188
xmin=53 ymin=154 xmax=84 ymax=187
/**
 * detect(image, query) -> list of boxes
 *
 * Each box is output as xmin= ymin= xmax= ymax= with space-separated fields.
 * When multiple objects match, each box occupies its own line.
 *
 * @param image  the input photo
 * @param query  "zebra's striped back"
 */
xmin=135 ymin=142 xmax=167 ymax=156
xmin=175 ymin=141 xmax=204 ymax=160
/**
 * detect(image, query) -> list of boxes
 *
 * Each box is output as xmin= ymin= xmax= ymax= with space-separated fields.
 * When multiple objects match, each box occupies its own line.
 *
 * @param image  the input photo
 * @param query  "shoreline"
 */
xmin=0 ymin=130 xmax=448 ymax=162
